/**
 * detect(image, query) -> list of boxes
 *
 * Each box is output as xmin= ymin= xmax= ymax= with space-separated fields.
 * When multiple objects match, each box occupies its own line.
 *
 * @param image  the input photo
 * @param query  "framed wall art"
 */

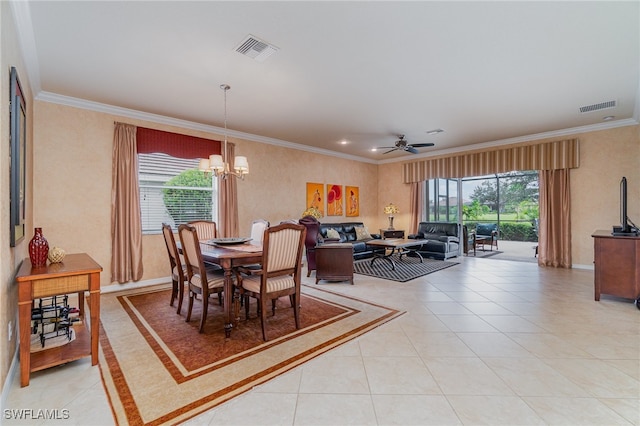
xmin=10 ymin=66 xmax=26 ymax=247
xmin=305 ymin=182 xmax=324 ymax=217
xmin=326 ymin=184 xmax=343 ymax=216
xmin=345 ymin=186 xmax=359 ymax=217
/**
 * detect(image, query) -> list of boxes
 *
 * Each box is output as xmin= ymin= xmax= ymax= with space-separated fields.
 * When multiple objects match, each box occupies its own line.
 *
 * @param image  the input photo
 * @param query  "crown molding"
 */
xmin=35 ymin=91 xmax=379 ymax=164
xmin=36 ymin=91 xmax=637 ymax=167
xmin=10 ymin=0 xmax=41 ymax=93
xmin=377 ymin=118 xmax=639 ymax=165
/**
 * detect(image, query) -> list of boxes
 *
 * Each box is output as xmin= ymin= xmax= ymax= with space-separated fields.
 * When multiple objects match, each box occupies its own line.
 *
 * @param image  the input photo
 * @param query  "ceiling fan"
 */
xmin=377 ymin=135 xmax=434 ymax=154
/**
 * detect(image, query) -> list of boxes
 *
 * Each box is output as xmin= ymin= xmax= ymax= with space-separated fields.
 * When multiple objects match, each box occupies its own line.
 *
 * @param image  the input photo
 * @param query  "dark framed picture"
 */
xmin=10 ymin=66 xmax=26 ymax=247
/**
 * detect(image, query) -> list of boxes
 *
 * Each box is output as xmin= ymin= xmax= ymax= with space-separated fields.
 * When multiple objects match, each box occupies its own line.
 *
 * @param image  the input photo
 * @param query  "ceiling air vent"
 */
xmin=235 ymin=35 xmax=278 ymax=62
xmin=579 ymin=100 xmax=616 ymax=113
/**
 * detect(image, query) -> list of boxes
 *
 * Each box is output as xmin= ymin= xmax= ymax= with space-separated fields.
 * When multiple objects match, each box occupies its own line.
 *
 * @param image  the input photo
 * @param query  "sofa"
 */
xmin=317 ymin=222 xmax=383 ymax=260
xmin=300 ymin=217 xmax=383 ymax=273
xmin=407 ymin=222 xmax=460 ymax=260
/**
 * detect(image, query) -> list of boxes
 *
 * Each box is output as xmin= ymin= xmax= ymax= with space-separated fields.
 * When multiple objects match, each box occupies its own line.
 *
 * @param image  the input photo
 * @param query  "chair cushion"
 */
xmin=190 ymin=273 xmax=224 ymax=290
xmin=172 ymin=265 xmax=186 ymax=281
xmin=476 ymin=223 xmax=497 ymax=236
xmin=241 ymin=274 xmax=295 ymax=293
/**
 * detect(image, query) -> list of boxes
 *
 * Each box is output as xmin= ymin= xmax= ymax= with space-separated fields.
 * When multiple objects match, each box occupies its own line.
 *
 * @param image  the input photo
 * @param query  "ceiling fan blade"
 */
xmin=376 ymin=146 xmax=397 ymax=149
xmin=406 ymin=146 xmax=419 ymax=154
xmin=382 ymin=147 xmax=399 ymax=154
xmin=409 ymin=143 xmax=435 ymax=148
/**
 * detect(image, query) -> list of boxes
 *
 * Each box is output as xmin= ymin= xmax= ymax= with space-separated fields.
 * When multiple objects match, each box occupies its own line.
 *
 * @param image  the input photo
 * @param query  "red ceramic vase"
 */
xmin=29 ymin=227 xmax=49 ymax=267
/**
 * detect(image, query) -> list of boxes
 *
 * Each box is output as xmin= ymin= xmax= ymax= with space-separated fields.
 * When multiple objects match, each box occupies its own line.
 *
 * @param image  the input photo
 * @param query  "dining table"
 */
xmin=179 ymin=240 xmax=263 ymax=337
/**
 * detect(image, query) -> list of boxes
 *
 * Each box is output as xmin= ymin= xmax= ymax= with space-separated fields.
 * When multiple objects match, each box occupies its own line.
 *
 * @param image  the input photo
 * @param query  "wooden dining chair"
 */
xmin=187 ymin=220 xmax=222 ymax=271
xmin=178 ymin=224 xmax=227 ymax=333
xmin=241 ymin=219 xmax=270 ymax=278
xmin=250 ymin=219 xmax=269 ymax=244
xmin=187 ymin=220 xmax=217 ymax=241
xmin=162 ymin=223 xmax=187 ymax=314
xmin=235 ymin=222 xmax=306 ymax=341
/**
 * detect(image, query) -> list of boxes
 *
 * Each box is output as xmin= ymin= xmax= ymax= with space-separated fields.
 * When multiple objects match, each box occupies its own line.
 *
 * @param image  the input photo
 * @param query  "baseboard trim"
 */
xmin=1 ymin=344 xmax=20 ymax=410
xmin=572 ymin=263 xmax=594 ymax=270
xmin=102 ymin=277 xmax=172 ymax=294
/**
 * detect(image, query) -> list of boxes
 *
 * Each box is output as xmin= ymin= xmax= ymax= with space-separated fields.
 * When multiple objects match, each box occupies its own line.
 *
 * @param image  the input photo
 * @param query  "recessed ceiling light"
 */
xmin=371 ymin=148 xmax=378 ymax=152
xmin=340 ymin=140 xmax=348 ymax=145
xmin=426 ymin=129 xmax=444 ymax=135
xmin=602 ymin=115 xmax=615 ymax=121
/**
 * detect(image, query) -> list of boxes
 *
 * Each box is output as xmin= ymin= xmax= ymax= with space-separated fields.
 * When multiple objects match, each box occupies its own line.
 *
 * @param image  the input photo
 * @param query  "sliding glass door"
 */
xmin=426 ymin=178 xmax=459 ymax=222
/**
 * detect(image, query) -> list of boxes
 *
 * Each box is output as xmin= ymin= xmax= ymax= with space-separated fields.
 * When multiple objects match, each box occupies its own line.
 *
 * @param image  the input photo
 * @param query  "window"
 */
xmin=426 ymin=178 xmax=458 ymax=222
xmin=425 ymin=171 xmax=538 ymax=242
xmin=138 ymin=152 xmax=218 ymax=234
xmin=460 ymin=170 xmax=539 ymax=242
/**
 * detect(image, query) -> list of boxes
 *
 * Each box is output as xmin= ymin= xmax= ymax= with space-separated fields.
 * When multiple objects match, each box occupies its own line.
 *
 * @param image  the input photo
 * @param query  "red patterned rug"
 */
xmin=98 ymin=285 xmax=403 ymax=425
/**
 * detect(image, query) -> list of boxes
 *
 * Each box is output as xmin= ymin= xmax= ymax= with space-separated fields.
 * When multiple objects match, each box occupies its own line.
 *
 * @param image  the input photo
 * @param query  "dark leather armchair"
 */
xmin=299 ymin=215 xmax=320 ymax=276
xmin=408 ymin=222 xmax=460 ymax=260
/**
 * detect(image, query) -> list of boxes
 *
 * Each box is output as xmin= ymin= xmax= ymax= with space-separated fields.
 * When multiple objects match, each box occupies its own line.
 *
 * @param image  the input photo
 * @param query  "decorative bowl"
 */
xmin=48 ymin=247 xmax=66 ymax=263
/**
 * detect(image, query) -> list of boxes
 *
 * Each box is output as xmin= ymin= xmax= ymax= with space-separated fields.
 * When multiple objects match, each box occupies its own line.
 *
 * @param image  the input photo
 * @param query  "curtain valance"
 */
xmin=136 ymin=126 xmax=221 ymax=159
xmin=402 ymin=138 xmax=579 ymax=183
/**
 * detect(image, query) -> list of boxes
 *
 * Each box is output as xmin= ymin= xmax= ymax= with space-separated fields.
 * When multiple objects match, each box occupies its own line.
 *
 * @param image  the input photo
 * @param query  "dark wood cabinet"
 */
xmin=380 ymin=229 xmax=405 ymax=239
xmin=315 ymin=243 xmax=354 ymax=284
xmin=592 ymin=230 xmax=640 ymax=304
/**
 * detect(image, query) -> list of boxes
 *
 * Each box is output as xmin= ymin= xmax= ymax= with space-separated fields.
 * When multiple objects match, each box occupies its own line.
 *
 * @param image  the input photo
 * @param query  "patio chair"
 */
xmin=474 ymin=223 xmax=499 ymax=251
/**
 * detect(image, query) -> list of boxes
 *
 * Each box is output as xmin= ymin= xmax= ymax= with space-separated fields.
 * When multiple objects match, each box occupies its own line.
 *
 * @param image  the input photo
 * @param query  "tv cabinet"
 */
xmin=16 ymin=253 xmax=102 ymax=386
xmin=592 ymin=230 xmax=640 ymax=308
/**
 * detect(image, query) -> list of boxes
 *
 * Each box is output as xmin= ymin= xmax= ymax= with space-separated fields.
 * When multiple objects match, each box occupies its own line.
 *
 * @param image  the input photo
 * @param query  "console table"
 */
xmin=16 ymin=253 xmax=102 ymax=386
xmin=592 ymin=230 xmax=640 ymax=308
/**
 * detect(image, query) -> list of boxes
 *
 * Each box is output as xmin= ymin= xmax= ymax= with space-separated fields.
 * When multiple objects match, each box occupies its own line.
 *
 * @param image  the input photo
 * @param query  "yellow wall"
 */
xmin=571 ymin=126 xmax=640 ymax=265
xmin=1 ymin=1 xmax=34 ymax=392
xmin=33 ymin=102 xmax=380 ymax=290
xmin=4 ymin=93 xmax=639 ymax=394
xmin=2 ymin=0 xmax=638 ymax=390
xmin=376 ymin=126 xmax=640 ymax=267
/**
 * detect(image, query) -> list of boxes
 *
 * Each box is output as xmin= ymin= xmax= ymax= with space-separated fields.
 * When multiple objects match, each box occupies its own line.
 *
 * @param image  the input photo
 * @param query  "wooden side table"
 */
xmin=16 ymin=253 xmax=102 ymax=387
xmin=380 ymin=229 xmax=405 ymax=239
xmin=315 ymin=243 xmax=354 ymax=284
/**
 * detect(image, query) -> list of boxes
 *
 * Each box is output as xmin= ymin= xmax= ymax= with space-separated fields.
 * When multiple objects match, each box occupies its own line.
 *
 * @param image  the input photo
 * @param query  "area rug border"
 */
xmin=99 ymin=284 xmax=405 ymax=426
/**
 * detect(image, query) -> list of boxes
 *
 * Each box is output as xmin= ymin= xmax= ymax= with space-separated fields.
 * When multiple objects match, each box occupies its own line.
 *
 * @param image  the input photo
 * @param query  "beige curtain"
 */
xmin=218 ymin=142 xmax=239 ymax=237
xmin=111 ymin=122 xmax=143 ymax=283
xmin=409 ymin=181 xmax=424 ymax=234
xmin=538 ymin=169 xmax=571 ymax=268
xmin=403 ymin=138 xmax=579 ymax=182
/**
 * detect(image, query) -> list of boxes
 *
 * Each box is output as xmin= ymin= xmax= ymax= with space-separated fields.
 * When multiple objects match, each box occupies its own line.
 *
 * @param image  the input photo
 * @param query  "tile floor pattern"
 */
xmin=4 ymin=257 xmax=639 ymax=425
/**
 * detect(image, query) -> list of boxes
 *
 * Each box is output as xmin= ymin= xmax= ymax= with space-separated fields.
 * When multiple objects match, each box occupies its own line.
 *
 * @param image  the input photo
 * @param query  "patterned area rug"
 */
xmin=98 ymin=285 xmax=403 ymax=425
xmin=353 ymin=254 xmax=458 ymax=282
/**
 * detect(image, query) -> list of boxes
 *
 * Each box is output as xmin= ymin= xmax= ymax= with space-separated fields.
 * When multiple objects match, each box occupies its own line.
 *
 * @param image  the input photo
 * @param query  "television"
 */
xmin=612 ymin=177 xmax=637 ymax=236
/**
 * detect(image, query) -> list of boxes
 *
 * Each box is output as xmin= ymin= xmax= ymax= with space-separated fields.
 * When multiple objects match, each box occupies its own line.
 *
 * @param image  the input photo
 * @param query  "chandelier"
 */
xmin=199 ymin=84 xmax=249 ymax=179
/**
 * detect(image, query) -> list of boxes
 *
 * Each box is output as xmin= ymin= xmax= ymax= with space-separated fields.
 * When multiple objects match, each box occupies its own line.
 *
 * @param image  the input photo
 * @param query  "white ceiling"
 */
xmin=14 ymin=1 xmax=640 ymax=162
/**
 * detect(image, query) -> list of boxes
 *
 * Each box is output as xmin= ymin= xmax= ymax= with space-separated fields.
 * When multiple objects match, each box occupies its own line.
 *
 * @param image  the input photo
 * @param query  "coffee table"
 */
xmin=365 ymin=238 xmax=425 ymax=271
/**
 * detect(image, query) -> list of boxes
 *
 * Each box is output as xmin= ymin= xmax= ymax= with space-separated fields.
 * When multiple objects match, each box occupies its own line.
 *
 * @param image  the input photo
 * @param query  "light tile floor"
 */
xmin=4 ymin=256 xmax=639 ymax=425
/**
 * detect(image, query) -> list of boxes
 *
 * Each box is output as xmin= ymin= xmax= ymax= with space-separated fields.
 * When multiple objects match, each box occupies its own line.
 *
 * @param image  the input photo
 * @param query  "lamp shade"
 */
xmin=209 ymin=154 xmax=224 ymax=172
xmin=198 ymin=158 xmax=210 ymax=171
xmin=234 ymin=156 xmax=249 ymax=173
